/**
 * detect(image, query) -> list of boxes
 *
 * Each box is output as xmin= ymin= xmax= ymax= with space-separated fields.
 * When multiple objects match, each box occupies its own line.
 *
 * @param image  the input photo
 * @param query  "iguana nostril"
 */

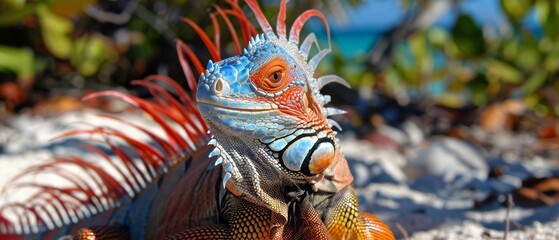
xmin=212 ymin=78 xmax=229 ymax=95
xmin=215 ymin=80 xmax=223 ymax=92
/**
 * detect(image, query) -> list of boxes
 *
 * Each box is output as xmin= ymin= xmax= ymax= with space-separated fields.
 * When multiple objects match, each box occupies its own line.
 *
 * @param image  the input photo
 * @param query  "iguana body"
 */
xmin=0 ymin=1 xmax=394 ymax=239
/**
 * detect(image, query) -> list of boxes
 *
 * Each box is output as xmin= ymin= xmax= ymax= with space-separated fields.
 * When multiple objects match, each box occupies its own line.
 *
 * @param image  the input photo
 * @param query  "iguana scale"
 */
xmin=0 ymin=1 xmax=395 ymax=239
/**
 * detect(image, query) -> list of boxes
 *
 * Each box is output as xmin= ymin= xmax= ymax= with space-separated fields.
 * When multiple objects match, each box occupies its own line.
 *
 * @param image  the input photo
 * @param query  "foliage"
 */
xmin=2 ymin=0 xmax=556 ymax=119
xmin=359 ymin=0 xmax=559 ymax=117
xmin=0 ymin=0 xmax=362 ymax=114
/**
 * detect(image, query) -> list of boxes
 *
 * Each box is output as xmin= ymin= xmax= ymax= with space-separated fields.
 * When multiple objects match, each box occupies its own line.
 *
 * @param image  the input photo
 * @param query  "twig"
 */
xmin=366 ymin=0 xmax=462 ymax=73
xmin=511 ymin=221 xmax=526 ymax=231
xmin=395 ymin=222 xmax=410 ymax=240
xmin=86 ymin=1 xmax=138 ymax=24
xmin=504 ymin=194 xmax=514 ymax=240
xmin=134 ymin=4 xmax=176 ymax=45
xmin=85 ymin=0 xmax=176 ymax=44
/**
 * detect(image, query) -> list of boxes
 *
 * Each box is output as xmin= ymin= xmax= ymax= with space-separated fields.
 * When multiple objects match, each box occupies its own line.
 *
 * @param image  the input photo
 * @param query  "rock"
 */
xmin=405 ymin=137 xmax=489 ymax=181
xmin=340 ymin=136 xmax=407 ymax=186
xmin=402 ymin=120 xmax=425 ymax=147
xmin=350 ymin=160 xmax=405 ymax=186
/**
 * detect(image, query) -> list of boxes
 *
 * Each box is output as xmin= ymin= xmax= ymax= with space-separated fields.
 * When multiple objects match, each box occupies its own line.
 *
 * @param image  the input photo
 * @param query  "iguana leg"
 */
xmin=164 ymin=197 xmax=273 ymax=240
xmin=164 ymin=192 xmax=336 ymax=240
xmin=163 ymin=225 xmax=232 ymax=240
xmin=324 ymin=186 xmax=395 ymax=240
xmin=285 ymin=195 xmax=332 ymax=240
xmin=74 ymin=226 xmax=129 ymax=240
xmin=358 ymin=212 xmax=396 ymax=240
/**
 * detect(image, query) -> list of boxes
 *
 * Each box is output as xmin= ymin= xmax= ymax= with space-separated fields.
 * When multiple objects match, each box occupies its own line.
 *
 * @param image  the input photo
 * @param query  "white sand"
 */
xmin=1 ymin=110 xmax=558 ymax=239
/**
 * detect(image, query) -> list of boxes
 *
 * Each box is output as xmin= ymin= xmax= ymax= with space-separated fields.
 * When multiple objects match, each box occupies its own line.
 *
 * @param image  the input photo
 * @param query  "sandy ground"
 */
xmin=1 ymin=109 xmax=558 ymax=239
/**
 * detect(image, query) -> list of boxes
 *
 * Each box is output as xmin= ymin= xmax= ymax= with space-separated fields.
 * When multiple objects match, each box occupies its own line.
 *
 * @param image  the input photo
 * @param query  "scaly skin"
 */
xmin=0 ymin=1 xmax=395 ymax=239
xmin=167 ymin=0 xmax=396 ymax=239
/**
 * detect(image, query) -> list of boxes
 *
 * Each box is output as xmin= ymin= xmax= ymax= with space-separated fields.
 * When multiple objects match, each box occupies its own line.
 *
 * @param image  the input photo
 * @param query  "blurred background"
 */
xmin=1 ymin=0 xmax=559 ymax=238
xmin=1 ymin=0 xmax=558 ymax=136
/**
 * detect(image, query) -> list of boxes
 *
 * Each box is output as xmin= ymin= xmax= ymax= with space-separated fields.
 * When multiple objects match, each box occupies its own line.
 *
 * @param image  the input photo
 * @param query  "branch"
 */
xmin=85 ymin=1 xmax=138 ymax=24
xmin=366 ymin=0 xmax=462 ymax=74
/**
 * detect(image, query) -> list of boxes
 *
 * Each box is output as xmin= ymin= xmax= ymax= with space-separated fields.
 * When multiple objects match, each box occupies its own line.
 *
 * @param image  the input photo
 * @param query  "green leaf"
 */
xmin=500 ymin=0 xmax=533 ymax=22
xmin=71 ymin=35 xmax=115 ymax=76
xmin=0 ymin=4 xmax=36 ymax=26
xmin=487 ymin=59 xmax=522 ymax=84
xmin=534 ymin=103 xmax=548 ymax=117
xmin=409 ymin=32 xmax=433 ymax=76
xmin=502 ymin=38 xmax=518 ymax=61
xmin=523 ymin=93 xmax=538 ymax=107
xmin=0 ymin=45 xmax=34 ymax=84
xmin=521 ymin=71 xmax=546 ymax=95
xmin=543 ymin=1 xmax=559 ymax=39
xmin=544 ymin=51 xmax=559 ymax=72
xmin=426 ymin=27 xmax=448 ymax=48
xmin=3 ymin=0 xmax=26 ymax=10
xmin=514 ymin=34 xmax=540 ymax=70
xmin=49 ymin=0 xmax=96 ymax=18
xmin=384 ymin=67 xmax=402 ymax=93
xmin=410 ymin=33 xmax=428 ymax=63
xmin=451 ymin=14 xmax=486 ymax=58
xmin=392 ymin=44 xmax=421 ymax=87
xmin=36 ymin=5 xmax=73 ymax=58
xmin=437 ymin=92 xmax=466 ymax=108
xmin=467 ymin=74 xmax=489 ymax=105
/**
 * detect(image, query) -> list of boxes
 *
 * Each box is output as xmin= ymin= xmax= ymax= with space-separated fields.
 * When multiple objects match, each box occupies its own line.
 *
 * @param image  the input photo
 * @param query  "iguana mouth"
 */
xmin=198 ymin=100 xmax=278 ymax=113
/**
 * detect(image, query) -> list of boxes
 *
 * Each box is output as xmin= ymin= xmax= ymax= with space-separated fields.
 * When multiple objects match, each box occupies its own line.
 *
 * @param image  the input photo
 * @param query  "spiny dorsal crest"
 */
xmin=245 ymin=0 xmax=331 ymax=73
xmin=177 ymin=0 xmax=350 ymax=123
xmin=242 ymin=0 xmax=349 ymax=120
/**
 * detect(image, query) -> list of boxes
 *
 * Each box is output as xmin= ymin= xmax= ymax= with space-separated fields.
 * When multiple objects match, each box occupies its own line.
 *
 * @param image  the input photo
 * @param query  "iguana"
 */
xmin=0 ymin=0 xmax=395 ymax=239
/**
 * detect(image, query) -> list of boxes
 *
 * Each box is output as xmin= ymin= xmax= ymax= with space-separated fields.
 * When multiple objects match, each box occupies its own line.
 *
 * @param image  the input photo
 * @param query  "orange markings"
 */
xmin=308 ymin=142 xmax=335 ymax=174
xmin=250 ymin=57 xmax=290 ymax=93
xmin=359 ymin=212 xmax=396 ymax=240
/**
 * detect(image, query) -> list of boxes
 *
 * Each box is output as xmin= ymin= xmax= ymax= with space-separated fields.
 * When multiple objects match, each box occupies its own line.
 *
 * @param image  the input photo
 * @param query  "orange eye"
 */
xmin=269 ymin=71 xmax=282 ymax=83
xmin=264 ymin=65 xmax=285 ymax=87
xmin=251 ymin=57 xmax=290 ymax=93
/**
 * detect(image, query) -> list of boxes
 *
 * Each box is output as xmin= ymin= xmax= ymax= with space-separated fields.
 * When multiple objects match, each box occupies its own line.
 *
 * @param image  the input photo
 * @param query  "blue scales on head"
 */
xmin=196 ymin=0 xmax=350 ymax=185
xmin=198 ymin=34 xmax=307 ymax=137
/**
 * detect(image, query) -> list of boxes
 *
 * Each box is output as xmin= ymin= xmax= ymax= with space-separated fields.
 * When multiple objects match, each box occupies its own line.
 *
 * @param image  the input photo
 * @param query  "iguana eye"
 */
xmin=251 ymin=57 xmax=290 ymax=93
xmin=265 ymin=66 xmax=285 ymax=87
xmin=270 ymin=71 xmax=282 ymax=83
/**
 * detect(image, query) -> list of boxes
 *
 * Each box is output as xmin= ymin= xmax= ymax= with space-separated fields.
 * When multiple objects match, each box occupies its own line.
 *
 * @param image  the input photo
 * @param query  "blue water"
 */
xmin=330 ymin=33 xmax=378 ymax=59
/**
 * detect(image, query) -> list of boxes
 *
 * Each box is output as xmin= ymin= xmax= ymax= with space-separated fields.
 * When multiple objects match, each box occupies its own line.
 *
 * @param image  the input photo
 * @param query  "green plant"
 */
xmin=360 ymin=0 xmax=559 ymax=117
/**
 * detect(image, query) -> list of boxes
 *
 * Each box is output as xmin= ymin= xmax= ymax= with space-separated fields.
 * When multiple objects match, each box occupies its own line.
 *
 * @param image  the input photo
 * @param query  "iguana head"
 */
xmin=197 ymin=33 xmax=341 ymax=177
xmin=186 ymin=0 xmax=351 ymax=206
xmin=194 ymin=0 xmax=349 ymax=198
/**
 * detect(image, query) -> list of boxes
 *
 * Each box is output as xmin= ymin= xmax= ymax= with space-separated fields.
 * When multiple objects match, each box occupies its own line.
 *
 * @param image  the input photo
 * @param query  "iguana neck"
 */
xmin=211 ymin=125 xmax=307 ymax=215
xmin=211 ymin=123 xmax=354 ymax=212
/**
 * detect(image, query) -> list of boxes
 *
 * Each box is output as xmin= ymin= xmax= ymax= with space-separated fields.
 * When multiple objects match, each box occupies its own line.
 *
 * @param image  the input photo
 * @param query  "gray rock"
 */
xmin=405 ymin=137 xmax=489 ymax=181
xmin=340 ymin=136 xmax=407 ymax=186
